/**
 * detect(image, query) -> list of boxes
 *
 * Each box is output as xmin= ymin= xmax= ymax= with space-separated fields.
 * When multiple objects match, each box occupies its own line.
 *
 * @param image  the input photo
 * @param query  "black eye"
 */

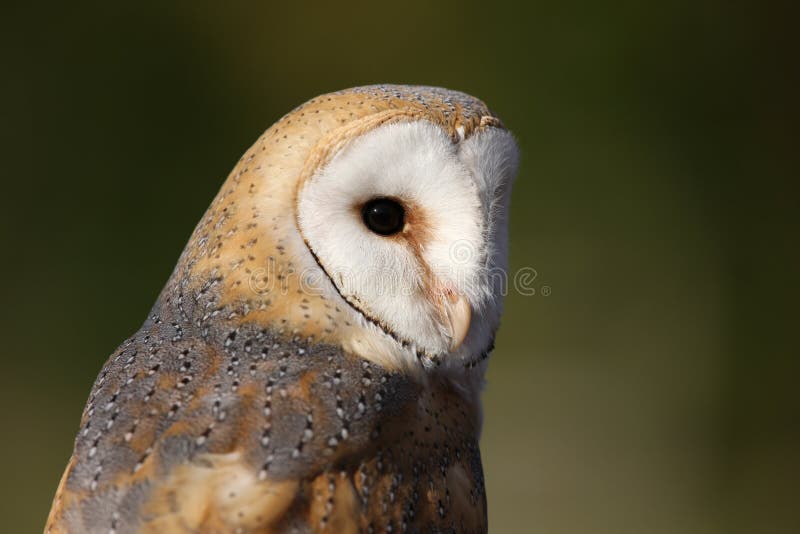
xmin=361 ymin=197 xmax=405 ymax=236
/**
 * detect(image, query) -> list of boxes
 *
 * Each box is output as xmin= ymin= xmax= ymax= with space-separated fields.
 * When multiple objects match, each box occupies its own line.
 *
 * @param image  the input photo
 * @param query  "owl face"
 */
xmin=297 ymin=120 xmax=517 ymax=368
xmin=175 ymin=86 xmax=517 ymax=378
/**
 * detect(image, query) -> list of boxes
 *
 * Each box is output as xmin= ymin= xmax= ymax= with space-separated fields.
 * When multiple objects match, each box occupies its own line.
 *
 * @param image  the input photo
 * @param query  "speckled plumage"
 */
xmin=47 ymin=85 xmax=514 ymax=533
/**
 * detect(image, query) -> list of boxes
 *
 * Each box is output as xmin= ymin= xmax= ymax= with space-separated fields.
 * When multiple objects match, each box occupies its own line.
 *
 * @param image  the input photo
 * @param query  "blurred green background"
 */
xmin=2 ymin=1 xmax=797 ymax=532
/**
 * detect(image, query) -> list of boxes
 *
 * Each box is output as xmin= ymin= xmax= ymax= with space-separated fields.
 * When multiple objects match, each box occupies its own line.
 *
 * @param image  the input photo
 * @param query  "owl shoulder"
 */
xmin=47 ymin=310 xmax=417 ymax=532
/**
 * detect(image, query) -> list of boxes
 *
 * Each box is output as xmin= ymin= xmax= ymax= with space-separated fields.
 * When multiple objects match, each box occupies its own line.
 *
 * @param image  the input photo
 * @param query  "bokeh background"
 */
xmin=2 ymin=2 xmax=797 ymax=532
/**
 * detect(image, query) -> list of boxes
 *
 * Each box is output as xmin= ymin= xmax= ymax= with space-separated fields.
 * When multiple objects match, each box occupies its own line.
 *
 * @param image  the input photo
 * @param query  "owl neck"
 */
xmin=146 ymin=261 xmax=485 ymax=433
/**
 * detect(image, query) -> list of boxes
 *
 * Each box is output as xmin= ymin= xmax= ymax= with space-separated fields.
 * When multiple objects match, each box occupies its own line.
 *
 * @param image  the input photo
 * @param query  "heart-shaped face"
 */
xmin=297 ymin=119 xmax=518 ymax=369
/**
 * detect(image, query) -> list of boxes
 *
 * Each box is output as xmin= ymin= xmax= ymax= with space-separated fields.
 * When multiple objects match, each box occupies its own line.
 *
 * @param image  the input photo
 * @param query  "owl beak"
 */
xmin=442 ymin=292 xmax=472 ymax=351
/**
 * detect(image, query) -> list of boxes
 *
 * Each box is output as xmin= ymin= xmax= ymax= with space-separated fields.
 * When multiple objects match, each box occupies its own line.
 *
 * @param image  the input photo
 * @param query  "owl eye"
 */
xmin=361 ymin=198 xmax=405 ymax=236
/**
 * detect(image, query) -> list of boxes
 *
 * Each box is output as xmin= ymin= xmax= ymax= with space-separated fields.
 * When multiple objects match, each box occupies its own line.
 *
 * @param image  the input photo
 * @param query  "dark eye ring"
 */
xmin=361 ymin=197 xmax=406 ymax=236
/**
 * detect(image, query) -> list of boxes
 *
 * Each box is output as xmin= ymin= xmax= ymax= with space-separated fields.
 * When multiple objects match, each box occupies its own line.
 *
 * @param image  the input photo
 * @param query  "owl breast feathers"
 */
xmin=46 ymin=85 xmax=518 ymax=533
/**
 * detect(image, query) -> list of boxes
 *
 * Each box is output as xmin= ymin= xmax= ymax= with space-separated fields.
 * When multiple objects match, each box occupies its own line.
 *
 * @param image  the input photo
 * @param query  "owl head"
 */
xmin=176 ymin=85 xmax=518 ymax=381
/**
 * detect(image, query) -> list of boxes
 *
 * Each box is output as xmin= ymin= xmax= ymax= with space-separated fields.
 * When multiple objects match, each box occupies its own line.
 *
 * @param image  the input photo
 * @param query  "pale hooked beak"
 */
xmin=440 ymin=291 xmax=472 ymax=351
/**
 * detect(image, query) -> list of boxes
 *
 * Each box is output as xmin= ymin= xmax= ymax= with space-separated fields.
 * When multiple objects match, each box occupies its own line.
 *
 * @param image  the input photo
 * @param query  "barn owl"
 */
xmin=46 ymin=85 xmax=518 ymax=533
